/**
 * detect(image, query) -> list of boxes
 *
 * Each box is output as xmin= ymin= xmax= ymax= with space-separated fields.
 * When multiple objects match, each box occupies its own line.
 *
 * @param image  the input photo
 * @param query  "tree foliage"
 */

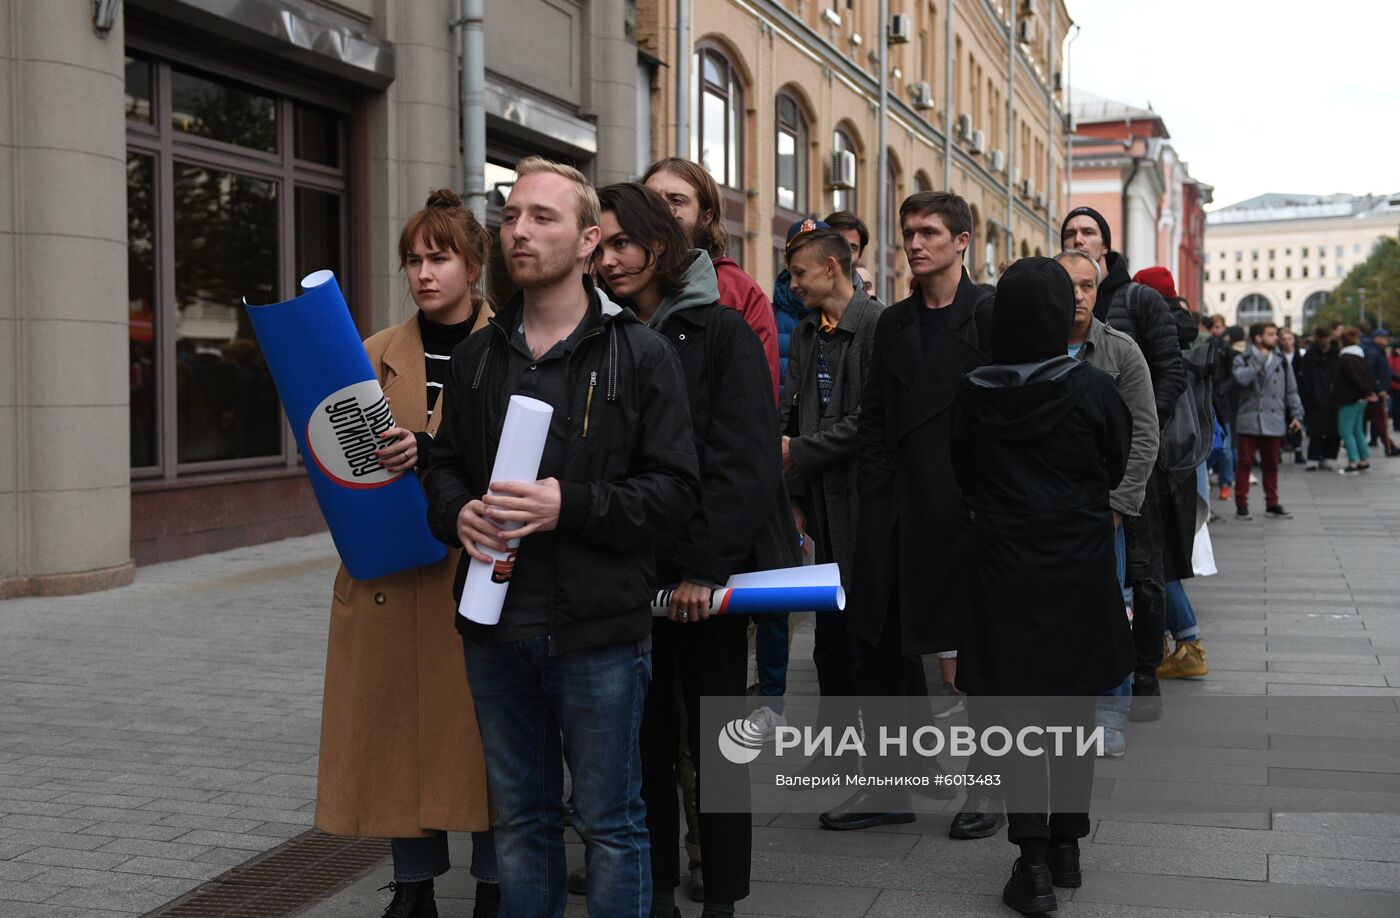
xmin=1314 ymin=234 xmax=1400 ymax=330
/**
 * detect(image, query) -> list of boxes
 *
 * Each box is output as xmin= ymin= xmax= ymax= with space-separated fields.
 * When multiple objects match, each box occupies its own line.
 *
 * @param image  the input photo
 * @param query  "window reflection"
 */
xmin=171 ymin=67 xmax=277 ymax=153
xmin=128 ymin=152 xmax=157 ymax=468
xmin=173 ymin=163 xmax=280 ymax=463
xmin=125 ymin=56 xmax=152 ymax=125
xmin=295 ymin=187 xmax=342 ymax=285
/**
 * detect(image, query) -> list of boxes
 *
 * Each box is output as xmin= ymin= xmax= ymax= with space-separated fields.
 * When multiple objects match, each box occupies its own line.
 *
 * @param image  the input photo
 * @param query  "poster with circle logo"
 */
xmin=247 ymin=270 xmax=447 ymax=580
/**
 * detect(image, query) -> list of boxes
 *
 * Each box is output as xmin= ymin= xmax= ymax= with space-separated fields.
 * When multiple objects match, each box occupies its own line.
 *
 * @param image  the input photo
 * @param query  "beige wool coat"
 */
xmin=315 ymin=307 xmax=492 ymax=838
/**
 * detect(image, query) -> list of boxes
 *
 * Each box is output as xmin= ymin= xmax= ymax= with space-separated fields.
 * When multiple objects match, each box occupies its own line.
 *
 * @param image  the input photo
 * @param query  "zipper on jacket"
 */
xmin=582 ymin=371 xmax=598 ymax=437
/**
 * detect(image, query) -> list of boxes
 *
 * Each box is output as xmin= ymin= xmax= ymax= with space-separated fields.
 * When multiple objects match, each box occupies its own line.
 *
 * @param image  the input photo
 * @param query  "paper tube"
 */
xmin=651 ymin=562 xmax=846 ymax=616
xmin=246 ymin=270 xmax=446 ymax=580
xmin=458 ymin=395 xmax=554 ymax=625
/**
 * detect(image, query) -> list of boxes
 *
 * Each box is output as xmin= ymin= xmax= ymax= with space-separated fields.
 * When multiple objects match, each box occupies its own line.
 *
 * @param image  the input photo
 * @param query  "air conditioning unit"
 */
xmin=1017 ymin=19 xmax=1036 ymax=43
xmin=1033 ymin=192 xmax=1045 ymax=210
xmin=1009 ymin=166 xmax=1020 ymax=186
xmin=1053 ymin=70 xmax=1063 ymax=92
xmin=888 ymin=14 xmax=912 ymax=44
xmin=989 ymin=148 xmax=1005 ymax=173
xmin=909 ymin=81 xmax=934 ymax=110
xmin=1020 ymin=179 xmax=1033 ymax=198
xmin=820 ymin=8 xmax=841 ymax=27
xmin=956 ymin=113 xmax=973 ymax=138
xmin=970 ymin=130 xmax=987 ymax=155
xmin=830 ymin=149 xmax=857 ymax=190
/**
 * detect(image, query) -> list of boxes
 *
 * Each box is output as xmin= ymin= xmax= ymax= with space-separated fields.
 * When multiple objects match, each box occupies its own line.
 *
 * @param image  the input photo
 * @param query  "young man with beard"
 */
xmin=818 ymin=192 xmax=987 ymax=831
xmin=425 ymin=157 xmax=700 ymax=918
xmin=1232 ymin=322 xmax=1304 ymax=517
xmin=1061 ymin=207 xmax=1185 ymax=720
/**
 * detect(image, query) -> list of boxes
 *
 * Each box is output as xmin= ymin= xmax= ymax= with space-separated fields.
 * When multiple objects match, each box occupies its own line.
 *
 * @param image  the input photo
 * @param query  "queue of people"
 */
xmin=310 ymin=156 xmax=1352 ymax=918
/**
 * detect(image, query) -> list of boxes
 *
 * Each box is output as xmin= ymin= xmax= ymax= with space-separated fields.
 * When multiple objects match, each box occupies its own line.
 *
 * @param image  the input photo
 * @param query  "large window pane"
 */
xmin=776 ymin=130 xmax=796 ymax=211
xmin=295 ymin=187 xmax=342 ymax=286
xmin=294 ymin=103 xmax=341 ymax=167
xmin=701 ymin=90 xmax=727 ymax=186
xmin=173 ymin=162 xmax=280 ymax=463
xmin=125 ymin=55 xmax=152 ymax=124
xmin=127 ymin=152 xmax=157 ymax=468
xmin=171 ymin=67 xmax=277 ymax=153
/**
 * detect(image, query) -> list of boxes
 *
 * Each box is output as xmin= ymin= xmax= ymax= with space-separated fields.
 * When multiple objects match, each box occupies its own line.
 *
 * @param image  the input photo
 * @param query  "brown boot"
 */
xmin=1157 ymin=639 xmax=1208 ymax=679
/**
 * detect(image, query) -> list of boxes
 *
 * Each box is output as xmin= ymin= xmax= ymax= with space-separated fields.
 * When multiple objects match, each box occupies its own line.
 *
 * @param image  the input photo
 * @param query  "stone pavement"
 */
xmin=3 ymin=455 xmax=1400 ymax=917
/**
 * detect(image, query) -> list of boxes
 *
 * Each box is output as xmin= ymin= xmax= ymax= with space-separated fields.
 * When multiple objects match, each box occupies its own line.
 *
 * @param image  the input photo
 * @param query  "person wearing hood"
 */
xmin=425 ymin=160 xmax=700 ymax=918
xmin=596 ymin=182 xmax=797 ymax=918
xmin=952 ymin=257 xmax=1135 ymax=915
xmin=1061 ymin=207 xmax=1185 ymax=720
xmin=1334 ymin=327 xmax=1378 ymax=473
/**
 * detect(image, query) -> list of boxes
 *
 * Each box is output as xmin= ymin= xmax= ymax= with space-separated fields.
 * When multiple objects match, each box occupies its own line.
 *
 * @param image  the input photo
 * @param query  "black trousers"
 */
xmin=851 ymin=591 xmax=929 ymax=791
xmin=1125 ymin=473 xmax=1167 ymax=676
xmin=639 ymin=614 xmax=750 ymax=903
xmin=1307 ymin=433 xmax=1340 ymax=461
xmin=1004 ymin=697 xmax=1096 ymax=846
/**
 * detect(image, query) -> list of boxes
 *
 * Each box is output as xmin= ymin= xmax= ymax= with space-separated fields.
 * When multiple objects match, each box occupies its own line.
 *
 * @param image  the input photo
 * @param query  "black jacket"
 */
xmin=425 ymin=278 xmax=701 ymax=655
xmin=849 ymin=270 xmax=994 ymax=655
xmin=652 ymin=300 xmax=798 ymax=586
xmin=1296 ymin=343 xmax=1340 ymax=438
xmin=1096 ymin=252 xmax=1186 ymax=426
xmin=952 ymin=360 xmax=1135 ymax=695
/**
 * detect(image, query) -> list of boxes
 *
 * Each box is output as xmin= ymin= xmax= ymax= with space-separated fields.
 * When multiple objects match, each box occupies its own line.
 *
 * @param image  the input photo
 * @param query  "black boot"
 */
xmin=1002 ymin=859 xmax=1057 ymax=914
xmin=379 ymin=880 xmax=438 ymax=918
xmin=1048 ymin=840 xmax=1082 ymax=888
xmin=472 ymin=880 xmax=501 ymax=918
xmin=1129 ymin=671 xmax=1163 ymax=722
xmin=948 ymin=792 xmax=1006 ymax=839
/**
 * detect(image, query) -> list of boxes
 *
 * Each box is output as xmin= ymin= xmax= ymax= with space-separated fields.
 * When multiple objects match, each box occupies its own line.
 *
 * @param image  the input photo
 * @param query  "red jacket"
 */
xmin=714 ymin=257 xmax=780 ymax=402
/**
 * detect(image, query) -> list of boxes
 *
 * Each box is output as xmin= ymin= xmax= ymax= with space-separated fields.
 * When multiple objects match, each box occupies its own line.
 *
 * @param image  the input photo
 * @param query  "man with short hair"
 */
xmin=1232 ymin=322 xmax=1304 ymax=519
xmin=823 ymin=211 xmax=870 ymax=264
xmin=820 ymin=191 xmax=990 ymax=831
xmin=1061 ymin=206 xmax=1186 ymax=719
xmin=1059 ymin=248 xmax=1159 ymax=755
xmin=1361 ymin=327 xmax=1396 ymax=454
xmin=426 ymin=156 xmax=700 ymax=918
xmin=780 ymin=228 xmax=884 ymax=707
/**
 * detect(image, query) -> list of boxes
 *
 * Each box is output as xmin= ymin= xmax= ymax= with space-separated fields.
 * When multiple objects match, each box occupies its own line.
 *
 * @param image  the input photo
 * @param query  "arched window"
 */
xmin=831 ymin=128 xmax=857 ymax=214
xmin=885 ymin=154 xmax=901 ymax=302
xmin=1302 ymin=291 xmax=1330 ymax=330
xmin=967 ymin=204 xmax=981 ymax=275
xmin=914 ymin=170 xmax=932 ymax=193
xmin=1237 ymin=293 xmax=1273 ymax=326
xmin=693 ymin=47 xmax=742 ymax=188
xmin=775 ymin=93 xmax=808 ymax=213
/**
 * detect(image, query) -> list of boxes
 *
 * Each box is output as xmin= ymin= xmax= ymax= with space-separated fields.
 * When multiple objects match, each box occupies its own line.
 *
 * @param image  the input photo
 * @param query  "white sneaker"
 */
xmin=744 ymin=705 xmax=786 ymax=741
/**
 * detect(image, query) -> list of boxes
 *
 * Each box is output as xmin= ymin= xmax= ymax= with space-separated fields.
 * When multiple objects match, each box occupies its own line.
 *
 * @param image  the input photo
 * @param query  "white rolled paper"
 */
xmin=458 ymin=395 xmax=554 ymax=625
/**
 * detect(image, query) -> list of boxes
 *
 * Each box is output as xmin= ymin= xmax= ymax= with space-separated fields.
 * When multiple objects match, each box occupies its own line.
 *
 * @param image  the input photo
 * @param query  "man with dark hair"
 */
xmin=781 ymin=228 xmax=882 ymax=715
xmin=823 ymin=211 xmax=870 ymax=264
xmin=1361 ymin=327 xmax=1396 ymax=454
xmin=1061 ymin=206 xmax=1186 ymax=720
xmin=819 ymin=190 xmax=987 ymax=831
xmin=1232 ymin=322 xmax=1304 ymax=518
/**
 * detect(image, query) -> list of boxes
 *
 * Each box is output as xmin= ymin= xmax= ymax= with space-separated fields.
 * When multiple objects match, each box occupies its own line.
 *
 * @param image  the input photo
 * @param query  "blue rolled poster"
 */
xmin=651 ymin=562 xmax=846 ymax=616
xmin=246 ymin=270 xmax=447 ymax=580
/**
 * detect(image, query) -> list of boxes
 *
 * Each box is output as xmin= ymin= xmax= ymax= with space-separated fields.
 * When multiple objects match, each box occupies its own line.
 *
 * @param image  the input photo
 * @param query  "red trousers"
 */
xmin=1235 ymin=434 xmax=1281 ymax=510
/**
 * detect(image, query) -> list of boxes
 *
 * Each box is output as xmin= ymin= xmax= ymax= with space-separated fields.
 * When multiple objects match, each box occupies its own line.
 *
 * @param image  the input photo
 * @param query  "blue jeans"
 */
xmin=754 ymin=614 xmax=789 ymax=704
xmin=391 ymin=830 xmax=498 ymax=883
xmin=462 ymin=635 xmax=652 ymax=918
xmin=1164 ymin=580 xmax=1200 ymax=642
xmin=1208 ymin=421 xmax=1235 ymax=486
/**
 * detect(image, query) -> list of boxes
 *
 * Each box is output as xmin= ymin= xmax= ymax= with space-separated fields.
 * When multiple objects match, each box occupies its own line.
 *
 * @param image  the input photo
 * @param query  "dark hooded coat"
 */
xmin=952 ymin=258 xmax=1136 ymax=696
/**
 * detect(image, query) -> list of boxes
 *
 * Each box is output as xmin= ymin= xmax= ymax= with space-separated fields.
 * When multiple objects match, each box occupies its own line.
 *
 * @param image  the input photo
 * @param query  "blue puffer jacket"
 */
xmin=773 ymin=267 xmax=812 ymax=400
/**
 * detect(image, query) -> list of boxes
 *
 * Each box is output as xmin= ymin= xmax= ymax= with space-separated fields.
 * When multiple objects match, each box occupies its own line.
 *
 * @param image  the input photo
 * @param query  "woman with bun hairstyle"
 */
xmin=595 ymin=182 xmax=797 ymax=918
xmin=314 ymin=188 xmax=499 ymax=918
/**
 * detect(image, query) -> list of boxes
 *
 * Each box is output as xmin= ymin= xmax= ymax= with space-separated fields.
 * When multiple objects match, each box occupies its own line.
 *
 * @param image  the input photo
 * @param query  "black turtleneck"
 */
xmin=419 ymin=307 xmax=479 ymax=419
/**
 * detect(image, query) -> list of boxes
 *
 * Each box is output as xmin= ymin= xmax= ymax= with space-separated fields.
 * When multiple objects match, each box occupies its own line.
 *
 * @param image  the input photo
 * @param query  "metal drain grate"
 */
xmin=142 ymin=830 xmax=389 ymax=918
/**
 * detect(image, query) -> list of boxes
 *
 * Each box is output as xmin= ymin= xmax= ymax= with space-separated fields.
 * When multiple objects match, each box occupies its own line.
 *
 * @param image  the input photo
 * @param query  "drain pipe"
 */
xmin=676 ymin=0 xmax=690 ymax=157
xmin=1005 ymin=1 xmax=1015 ymax=268
xmin=943 ymin=0 xmax=953 ymax=192
xmin=459 ymin=0 xmax=486 ymax=222
xmin=876 ymin=0 xmax=889 ymax=301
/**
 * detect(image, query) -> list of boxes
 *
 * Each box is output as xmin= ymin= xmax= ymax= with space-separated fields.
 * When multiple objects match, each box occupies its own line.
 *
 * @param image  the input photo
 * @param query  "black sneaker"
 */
xmin=1129 ymin=672 xmax=1163 ymax=722
xmin=1265 ymin=505 xmax=1292 ymax=519
xmin=1236 ymin=506 xmax=1250 ymax=519
xmin=1002 ymin=858 xmax=1057 ymax=914
xmin=1048 ymin=840 xmax=1083 ymax=888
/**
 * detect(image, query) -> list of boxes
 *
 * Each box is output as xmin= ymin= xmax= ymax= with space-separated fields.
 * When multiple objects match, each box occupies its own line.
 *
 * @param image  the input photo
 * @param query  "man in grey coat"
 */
xmin=1233 ymin=322 xmax=1304 ymax=519
xmin=779 ymin=227 xmax=884 ymax=700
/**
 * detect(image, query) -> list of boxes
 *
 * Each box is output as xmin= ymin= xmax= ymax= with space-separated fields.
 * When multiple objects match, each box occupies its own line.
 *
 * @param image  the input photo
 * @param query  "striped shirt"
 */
xmin=418 ymin=308 xmax=479 ymax=421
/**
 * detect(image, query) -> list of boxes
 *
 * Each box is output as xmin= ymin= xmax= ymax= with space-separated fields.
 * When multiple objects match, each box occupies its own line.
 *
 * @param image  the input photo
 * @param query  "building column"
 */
xmin=590 ymin=0 xmax=640 ymax=184
xmin=0 ymin=0 xmax=134 ymax=598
